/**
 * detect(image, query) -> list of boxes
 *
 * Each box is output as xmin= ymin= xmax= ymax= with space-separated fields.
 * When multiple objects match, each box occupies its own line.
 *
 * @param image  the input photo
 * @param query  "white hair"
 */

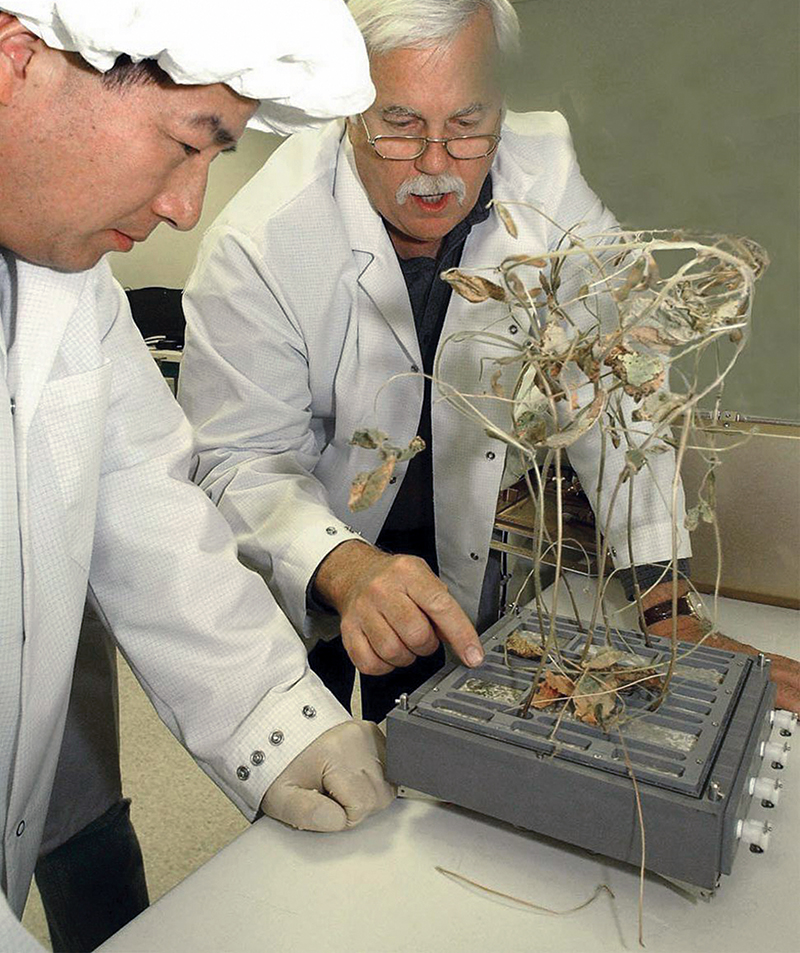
xmin=347 ymin=0 xmax=520 ymax=59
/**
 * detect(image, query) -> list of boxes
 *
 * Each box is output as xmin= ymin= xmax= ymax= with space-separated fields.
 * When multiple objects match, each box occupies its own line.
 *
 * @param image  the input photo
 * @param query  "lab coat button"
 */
xmin=236 ymin=766 xmax=250 ymax=781
xmin=326 ymin=526 xmax=338 ymax=536
xmin=250 ymin=750 xmax=265 ymax=766
xmin=486 ymin=451 xmax=496 ymax=460
xmin=470 ymin=552 xmax=480 ymax=561
xmin=302 ymin=705 xmax=317 ymax=719
xmin=15 ymin=821 xmax=24 ymax=837
xmin=269 ymin=730 xmax=284 ymax=746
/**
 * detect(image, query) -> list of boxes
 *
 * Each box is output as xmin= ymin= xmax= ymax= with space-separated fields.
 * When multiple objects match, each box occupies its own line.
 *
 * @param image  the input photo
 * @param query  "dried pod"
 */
xmin=440 ymin=268 xmax=506 ymax=303
xmin=492 ymin=201 xmax=518 ymax=238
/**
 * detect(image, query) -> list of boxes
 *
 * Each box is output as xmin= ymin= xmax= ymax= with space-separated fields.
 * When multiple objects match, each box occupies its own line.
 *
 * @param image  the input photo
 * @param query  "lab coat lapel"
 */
xmin=335 ymin=135 xmax=421 ymax=365
xmin=8 ymin=260 xmax=89 ymax=437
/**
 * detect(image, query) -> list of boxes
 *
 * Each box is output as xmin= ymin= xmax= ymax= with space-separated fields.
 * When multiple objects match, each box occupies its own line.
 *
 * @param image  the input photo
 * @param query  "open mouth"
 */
xmin=411 ymin=193 xmax=450 ymax=211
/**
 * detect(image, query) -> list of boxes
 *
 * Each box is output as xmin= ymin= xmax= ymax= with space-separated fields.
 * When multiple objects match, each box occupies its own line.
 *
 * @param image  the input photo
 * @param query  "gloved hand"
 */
xmin=260 ymin=720 xmax=395 ymax=831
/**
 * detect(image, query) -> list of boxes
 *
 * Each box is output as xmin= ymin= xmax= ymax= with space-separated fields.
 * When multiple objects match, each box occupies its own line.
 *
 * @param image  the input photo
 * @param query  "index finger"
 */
xmin=408 ymin=576 xmax=484 ymax=668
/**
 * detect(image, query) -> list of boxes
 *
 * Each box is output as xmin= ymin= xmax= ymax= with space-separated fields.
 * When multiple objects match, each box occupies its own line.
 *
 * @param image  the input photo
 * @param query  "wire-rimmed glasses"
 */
xmin=359 ymin=114 xmax=501 ymax=161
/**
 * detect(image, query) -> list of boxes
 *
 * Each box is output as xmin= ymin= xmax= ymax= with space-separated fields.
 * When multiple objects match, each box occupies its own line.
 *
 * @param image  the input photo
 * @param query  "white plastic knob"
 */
xmin=737 ymin=818 xmax=772 ymax=852
xmin=749 ymin=776 xmax=783 ymax=806
xmin=771 ymin=710 xmax=798 ymax=736
xmin=761 ymin=740 xmax=791 ymax=768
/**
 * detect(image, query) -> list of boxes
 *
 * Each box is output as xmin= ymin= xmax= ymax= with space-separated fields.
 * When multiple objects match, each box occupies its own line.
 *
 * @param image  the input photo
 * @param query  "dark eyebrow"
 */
xmin=188 ymin=113 xmax=237 ymax=147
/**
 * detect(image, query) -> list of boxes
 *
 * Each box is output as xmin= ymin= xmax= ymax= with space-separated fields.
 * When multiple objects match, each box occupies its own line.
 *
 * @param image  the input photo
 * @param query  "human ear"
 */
xmin=0 ymin=15 xmax=38 ymax=106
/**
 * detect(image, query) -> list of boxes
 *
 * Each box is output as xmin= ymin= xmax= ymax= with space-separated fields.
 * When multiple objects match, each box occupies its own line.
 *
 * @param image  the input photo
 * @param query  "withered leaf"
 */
xmin=573 ymin=673 xmax=616 ymax=727
xmin=348 ymin=455 xmax=397 ymax=512
xmin=505 ymin=271 xmax=528 ymax=302
xmin=531 ymin=672 xmax=575 ymax=710
xmin=350 ymin=428 xmax=388 ymax=451
xmin=396 ymin=435 xmax=426 ymax=462
xmin=506 ymin=631 xmax=545 ymax=659
xmin=490 ymin=368 xmax=505 ymax=398
xmin=544 ymin=392 xmax=605 ymax=449
xmin=584 ymin=649 xmax=628 ymax=671
xmin=605 ymin=347 xmax=665 ymax=399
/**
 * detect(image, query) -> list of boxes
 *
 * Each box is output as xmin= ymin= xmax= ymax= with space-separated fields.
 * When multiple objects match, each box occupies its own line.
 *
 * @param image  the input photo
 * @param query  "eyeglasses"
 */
xmin=359 ymin=114 xmax=501 ymax=161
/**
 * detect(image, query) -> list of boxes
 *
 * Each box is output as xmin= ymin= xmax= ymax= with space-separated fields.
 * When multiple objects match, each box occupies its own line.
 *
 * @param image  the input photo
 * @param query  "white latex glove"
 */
xmin=260 ymin=720 xmax=395 ymax=831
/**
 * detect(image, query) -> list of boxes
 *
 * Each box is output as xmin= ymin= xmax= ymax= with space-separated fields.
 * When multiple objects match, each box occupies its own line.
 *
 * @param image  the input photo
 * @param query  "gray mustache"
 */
xmin=396 ymin=174 xmax=467 ymax=206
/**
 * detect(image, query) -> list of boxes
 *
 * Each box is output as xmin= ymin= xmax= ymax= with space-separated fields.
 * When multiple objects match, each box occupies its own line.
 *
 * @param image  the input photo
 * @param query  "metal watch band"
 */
xmin=642 ymin=593 xmax=693 ymax=627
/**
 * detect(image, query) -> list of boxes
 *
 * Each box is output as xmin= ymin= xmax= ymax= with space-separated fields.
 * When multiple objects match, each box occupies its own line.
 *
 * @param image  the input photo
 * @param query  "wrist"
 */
xmin=312 ymin=539 xmax=386 ymax=613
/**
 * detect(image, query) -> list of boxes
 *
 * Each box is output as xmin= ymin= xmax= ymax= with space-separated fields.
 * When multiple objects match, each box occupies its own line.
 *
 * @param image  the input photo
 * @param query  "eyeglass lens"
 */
xmin=374 ymin=136 xmax=498 ymax=160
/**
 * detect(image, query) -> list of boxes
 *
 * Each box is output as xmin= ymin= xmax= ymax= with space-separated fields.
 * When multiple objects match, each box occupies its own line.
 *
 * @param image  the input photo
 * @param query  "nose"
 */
xmin=152 ymin=161 xmax=209 ymax=232
xmin=414 ymin=139 xmax=450 ymax=176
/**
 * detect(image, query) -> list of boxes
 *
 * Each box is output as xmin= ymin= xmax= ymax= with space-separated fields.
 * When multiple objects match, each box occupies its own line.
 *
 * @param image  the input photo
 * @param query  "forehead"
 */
xmin=368 ymin=17 xmax=502 ymax=117
xmin=141 ymin=80 xmax=257 ymax=137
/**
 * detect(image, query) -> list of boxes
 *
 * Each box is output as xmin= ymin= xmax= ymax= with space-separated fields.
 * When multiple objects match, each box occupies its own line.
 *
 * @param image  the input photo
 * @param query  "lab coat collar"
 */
xmin=335 ymin=130 xmax=421 ymax=366
xmin=7 ymin=258 xmax=90 ymax=435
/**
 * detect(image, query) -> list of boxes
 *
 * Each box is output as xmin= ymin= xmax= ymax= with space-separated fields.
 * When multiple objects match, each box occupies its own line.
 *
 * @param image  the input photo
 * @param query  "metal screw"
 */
xmin=757 ymin=653 xmax=766 ymax=669
xmin=410 ymin=364 xmax=420 ymax=373
xmin=325 ymin=526 xmax=338 ymax=536
xmin=696 ymin=758 xmax=704 ymax=764
xmin=725 ymin=689 xmax=733 ymax=695
xmin=236 ymin=766 xmax=250 ymax=781
xmin=749 ymin=844 xmax=764 ymax=854
xmin=302 ymin=705 xmax=316 ymax=719
xmin=250 ymin=750 xmax=265 ymax=766
xmin=397 ymin=693 xmax=409 ymax=711
xmin=780 ymin=729 xmax=792 ymax=737
xmin=269 ymin=730 xmax=284 ymax=746
xmin=712 ymin=721 xmax=719 ymax=727
xmin=761 ymin=799 xmax=775 ymax=809
xmin=708 ymin=781 xmax=724 ymax=801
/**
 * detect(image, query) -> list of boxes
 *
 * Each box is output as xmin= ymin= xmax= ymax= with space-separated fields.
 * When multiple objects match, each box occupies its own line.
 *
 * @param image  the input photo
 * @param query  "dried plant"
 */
xmin=350 ymin=201 xmax=767 ymax=714
xmin=349 ymin=203 xmax=767 ymax=943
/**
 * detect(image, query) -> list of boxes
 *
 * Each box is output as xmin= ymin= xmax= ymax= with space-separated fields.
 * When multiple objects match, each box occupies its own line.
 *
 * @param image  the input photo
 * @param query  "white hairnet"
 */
xmin=3 ymin=0 xmax=375 ymax=134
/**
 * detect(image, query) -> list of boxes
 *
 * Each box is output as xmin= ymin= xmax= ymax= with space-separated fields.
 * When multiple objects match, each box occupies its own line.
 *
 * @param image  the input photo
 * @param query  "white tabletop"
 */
xmin=100 ymin=595 xmax=800 ymax=953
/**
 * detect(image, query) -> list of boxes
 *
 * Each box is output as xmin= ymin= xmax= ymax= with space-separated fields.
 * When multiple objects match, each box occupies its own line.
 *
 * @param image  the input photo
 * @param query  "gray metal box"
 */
xmin=386 ymin=605 xmax=778 ymax=889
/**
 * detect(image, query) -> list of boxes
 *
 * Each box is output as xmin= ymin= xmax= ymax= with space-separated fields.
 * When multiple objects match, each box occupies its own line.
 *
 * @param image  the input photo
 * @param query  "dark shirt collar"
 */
xmin=387 ymin=173 xmax=494 ymax=269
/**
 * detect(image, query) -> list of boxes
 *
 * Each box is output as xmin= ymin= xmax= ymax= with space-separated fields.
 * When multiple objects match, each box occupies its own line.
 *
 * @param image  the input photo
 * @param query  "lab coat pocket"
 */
xmin=36 ymin=363 xmax=112 ymax=570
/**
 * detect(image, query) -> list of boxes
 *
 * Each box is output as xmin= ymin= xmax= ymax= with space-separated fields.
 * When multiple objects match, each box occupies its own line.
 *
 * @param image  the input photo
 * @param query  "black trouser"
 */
xmin=308 ymin=550 xmax=502 ymax=722
xmin=35 ymin=601 xmax=149 ymax=951
xmin=308 ymin=636 xmax=446 ymax=722
xmin=34 ymin=798 xmax=149 ymax=952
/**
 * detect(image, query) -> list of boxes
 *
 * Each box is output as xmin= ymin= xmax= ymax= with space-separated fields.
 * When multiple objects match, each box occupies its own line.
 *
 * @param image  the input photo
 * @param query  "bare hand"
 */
xmin=260 ymin=721 xmax=395 ymax=832
xmin=313 ymin=540 xmax=484 ymax=675
xmin=647 ymin=614 xmax=800 ymax=715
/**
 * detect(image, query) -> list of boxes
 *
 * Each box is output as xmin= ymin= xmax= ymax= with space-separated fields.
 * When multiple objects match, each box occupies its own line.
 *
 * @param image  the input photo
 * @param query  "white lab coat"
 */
xmin=0 ymin=256 xmax=348 ymax=950
xmin=180 ymin=111 xmax=690 ymax=645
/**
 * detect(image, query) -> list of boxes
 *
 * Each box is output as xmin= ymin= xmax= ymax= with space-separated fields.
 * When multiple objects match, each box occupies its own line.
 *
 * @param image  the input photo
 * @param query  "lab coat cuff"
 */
xmin=606 ymin=519 xmax=693 ymax=571
xmin=213 ymin=668 xmax=350 ymax=819
xmin=281 ymin=519 xmax=364 ymax=630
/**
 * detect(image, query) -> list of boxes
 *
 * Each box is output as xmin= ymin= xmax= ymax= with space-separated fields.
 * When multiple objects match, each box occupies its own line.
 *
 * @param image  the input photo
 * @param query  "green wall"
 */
xmin=508 ymin=0 xmax=799 ymax=421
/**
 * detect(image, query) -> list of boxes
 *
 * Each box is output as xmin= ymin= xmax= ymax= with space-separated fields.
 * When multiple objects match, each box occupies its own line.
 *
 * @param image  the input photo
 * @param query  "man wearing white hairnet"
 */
xmin=0 ymin=2 xmax=395 ymax=950
xmin=180 ymin=0 xmax=800 ymax=725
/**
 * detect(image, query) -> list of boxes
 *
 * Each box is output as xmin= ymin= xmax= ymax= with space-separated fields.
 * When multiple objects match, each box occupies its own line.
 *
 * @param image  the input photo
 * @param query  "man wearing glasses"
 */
xmin=180 ymin=0 xmax=800 ymax=722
